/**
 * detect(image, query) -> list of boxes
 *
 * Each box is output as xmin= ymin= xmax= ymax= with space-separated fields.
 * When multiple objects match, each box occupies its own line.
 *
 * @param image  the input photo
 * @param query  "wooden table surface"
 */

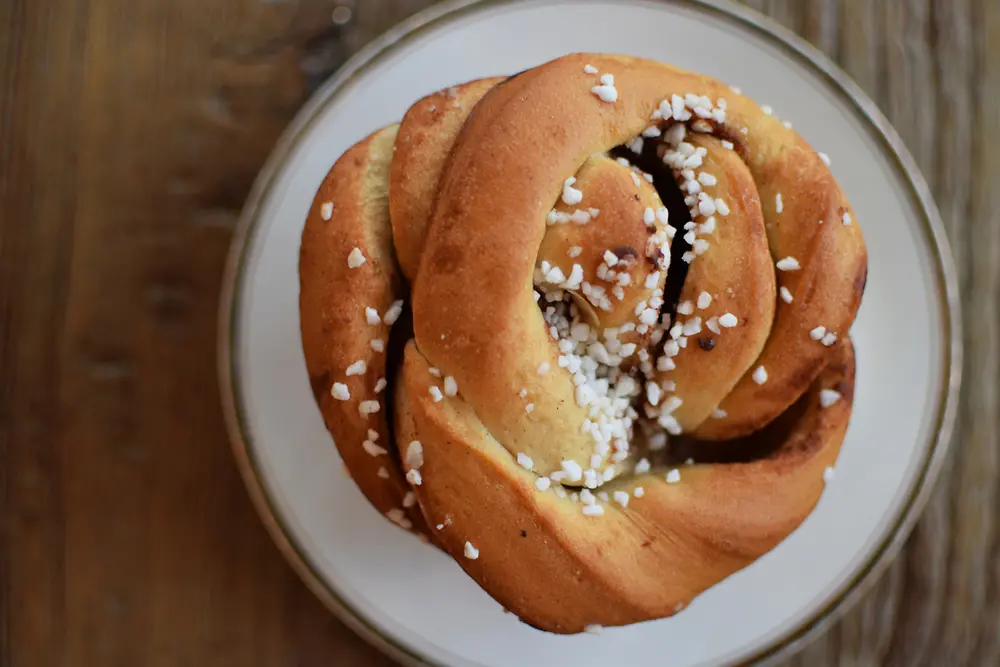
xmin=2 ymin=1 xmax=997 ymax=665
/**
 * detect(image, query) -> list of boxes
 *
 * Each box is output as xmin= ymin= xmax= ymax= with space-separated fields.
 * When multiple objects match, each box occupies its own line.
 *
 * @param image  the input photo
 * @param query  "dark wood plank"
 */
xmin=1 ymin=1 xmax=390 ymax=665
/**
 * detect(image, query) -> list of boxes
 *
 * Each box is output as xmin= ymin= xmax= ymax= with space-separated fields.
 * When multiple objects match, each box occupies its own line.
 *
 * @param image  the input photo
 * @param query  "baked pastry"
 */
xmin=299 ymin=53 xmax=867 ymax=633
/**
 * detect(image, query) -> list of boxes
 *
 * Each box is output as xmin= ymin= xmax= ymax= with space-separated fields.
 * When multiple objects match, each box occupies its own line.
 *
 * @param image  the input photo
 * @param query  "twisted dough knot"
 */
xmin=299 ymin=54 xmax=867 ymax=633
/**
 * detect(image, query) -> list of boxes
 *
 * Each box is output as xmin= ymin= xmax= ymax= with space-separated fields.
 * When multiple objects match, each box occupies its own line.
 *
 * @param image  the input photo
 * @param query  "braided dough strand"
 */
xmin=397 ymin=337 xmax=855 ymax=633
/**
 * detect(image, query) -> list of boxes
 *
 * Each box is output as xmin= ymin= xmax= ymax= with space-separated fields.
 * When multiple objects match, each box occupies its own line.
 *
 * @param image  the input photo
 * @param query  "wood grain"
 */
xmin=0 ymin=1 xmax=995 ymax=666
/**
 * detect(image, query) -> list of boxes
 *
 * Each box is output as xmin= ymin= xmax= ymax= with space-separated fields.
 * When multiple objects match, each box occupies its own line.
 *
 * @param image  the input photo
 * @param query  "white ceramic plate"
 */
xmin=219 ymin=1 xmax=961 ymax=665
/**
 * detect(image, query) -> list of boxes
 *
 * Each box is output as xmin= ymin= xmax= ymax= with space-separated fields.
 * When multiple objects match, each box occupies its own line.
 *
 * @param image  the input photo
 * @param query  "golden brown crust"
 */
xmin=535 ymin=154 xmax=669 ymax=353
xmin=690 ymin=102 xmax=868 ymax=438
xmin=390 ymin=78 xmax=505 ymax=282
xmin=396 ymin=337 xmax=855 ymax=632
xmin=411 ymin=54 xmax=865 ymax=464
xmin=298 ymin=126 xmax=428 ymax=535
xmin=298 ymin=52 xmax=868 ymax=633
xmin=659 ymin=135 xmax=775 ymax=431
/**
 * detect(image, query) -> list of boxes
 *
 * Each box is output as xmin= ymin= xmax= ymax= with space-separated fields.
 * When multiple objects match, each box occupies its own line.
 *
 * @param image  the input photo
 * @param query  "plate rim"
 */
xmin=217 ymin=0 xmax=963 ymax=665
